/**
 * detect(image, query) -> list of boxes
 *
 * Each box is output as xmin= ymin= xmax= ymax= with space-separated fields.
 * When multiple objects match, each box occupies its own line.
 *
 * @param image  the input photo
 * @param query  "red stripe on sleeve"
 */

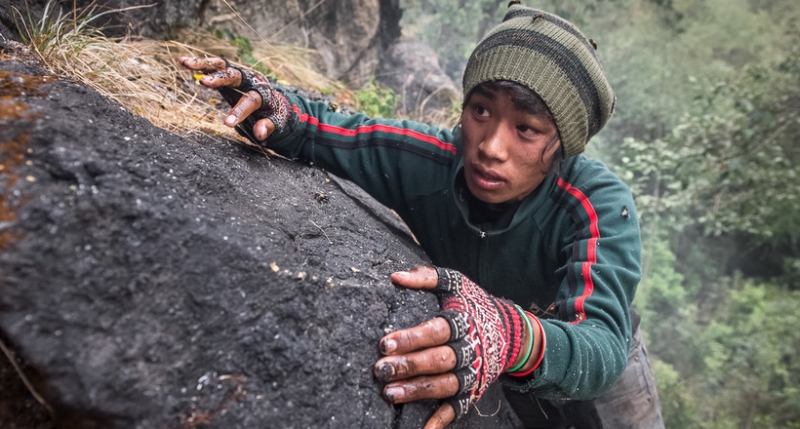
xmin=557 ymin=178 xmax=600 ymax=323
xmin=293 ymin=105 xmax=457 ymax=155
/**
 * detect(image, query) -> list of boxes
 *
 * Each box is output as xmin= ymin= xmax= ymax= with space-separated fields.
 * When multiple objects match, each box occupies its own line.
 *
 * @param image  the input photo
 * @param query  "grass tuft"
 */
xmin=45 ymin=33 xmax=240 ymax=140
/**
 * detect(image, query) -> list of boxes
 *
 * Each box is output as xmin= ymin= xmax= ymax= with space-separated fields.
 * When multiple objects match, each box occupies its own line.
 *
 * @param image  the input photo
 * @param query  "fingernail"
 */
xmin=374 ymin=362 xmax=395 ymax=380
xmin=255 ymin=122 xmax=268 ymax=141
xmin=394 ymin=271 xmax=409 ymax=280
xmin=381 ymin=338 xmax=397 ymax=353
xmin=225 ymin=115 xmax=237 ymax=126
xmin=384 ymin=386 xmax=404 ymax=402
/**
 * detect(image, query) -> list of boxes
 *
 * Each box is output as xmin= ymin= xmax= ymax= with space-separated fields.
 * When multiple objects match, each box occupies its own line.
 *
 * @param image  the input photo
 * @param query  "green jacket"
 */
xmin=267 ymin=93 xmax=642 ymax=401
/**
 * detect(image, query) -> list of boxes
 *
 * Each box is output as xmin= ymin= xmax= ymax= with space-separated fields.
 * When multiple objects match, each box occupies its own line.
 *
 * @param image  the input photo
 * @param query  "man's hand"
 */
xmin=375 ymin=266 xmax=540 ymax=429
xmin=178 ymin=56 xmax=292 ymax=143
xmin=375 ymin=267 xmax=459 ymax=429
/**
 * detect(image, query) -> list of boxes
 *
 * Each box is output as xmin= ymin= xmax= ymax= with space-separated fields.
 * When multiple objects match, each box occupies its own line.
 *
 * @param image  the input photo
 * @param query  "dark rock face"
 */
xmin=376 ymin=38 xmax=460 ymax=118
xmin=0 ymin=49 xmax=521 ymax=429
xmin=0 ymin=0 xmax=38 ymax=43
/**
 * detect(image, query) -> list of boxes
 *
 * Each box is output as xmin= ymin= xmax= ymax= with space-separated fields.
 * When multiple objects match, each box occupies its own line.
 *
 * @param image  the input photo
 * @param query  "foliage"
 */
xmin=353 ymin=81 xmax=399 ymax=119
xmin=587 ymin=0 xmax=795 ymax=163
xmin=637 ymin=245 xmax=800 ymax=427
xmin=614 ymin=7 xmax=800 ymax=420
xmin=702 ymin=280 xmax=800 ymax=428
xmin=616 ymin=54 xmax=800 ymax=241
xmin=651 ymin=359 xmax=701 ymax=429
xmin=213 ymin=29 xmax=276 ymax=79
xmin=635 ymin=233 xmax=708 ymax=376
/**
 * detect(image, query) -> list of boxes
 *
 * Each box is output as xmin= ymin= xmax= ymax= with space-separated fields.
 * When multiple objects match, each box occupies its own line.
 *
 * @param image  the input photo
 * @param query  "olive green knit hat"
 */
xmin=462 ymin=3 xmax=615 ymax=158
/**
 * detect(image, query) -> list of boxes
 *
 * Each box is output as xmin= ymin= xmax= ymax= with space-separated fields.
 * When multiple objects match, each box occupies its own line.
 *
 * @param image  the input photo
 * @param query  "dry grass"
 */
xmin=47 ymin=35 xmax=240 ymax=140
xmin=9 ymin=1 xmax=340 ymax=145
xmin=176 ymin=30 xmax=338 ymax=94
xmin=43 ymin=33 xmax=338 ymax=144
xmin=413 ymin=98 xmax=462 ymax=130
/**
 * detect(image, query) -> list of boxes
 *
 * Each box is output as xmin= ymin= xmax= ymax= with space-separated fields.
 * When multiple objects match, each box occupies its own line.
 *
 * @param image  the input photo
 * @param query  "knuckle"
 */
xmin=433 ymin=318 xmax=450 ymax=337
xmin=408 ymin=376 xmax=454 ymax=400
xmin=441 ymin=349 xmax=457 ymax=368
xmin=404 ymin=380 xmax=433 ymax=399
xmin=398 ymin=360 xmax=416 ymax=378
xmin=246 ymin=92 xmax=262 ymax=104
xmin=419 ymin=319 xmax=439 ymax=336
xmin=399 ymin=328 xmax=419 ymax=345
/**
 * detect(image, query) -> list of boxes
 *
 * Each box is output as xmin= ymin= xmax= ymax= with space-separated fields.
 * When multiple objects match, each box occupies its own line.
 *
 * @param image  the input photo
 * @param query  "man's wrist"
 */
xmin=507 ymin=310 xmax=544 ymax=377
xmin=506 ymin=305 xmax=533 ymax=373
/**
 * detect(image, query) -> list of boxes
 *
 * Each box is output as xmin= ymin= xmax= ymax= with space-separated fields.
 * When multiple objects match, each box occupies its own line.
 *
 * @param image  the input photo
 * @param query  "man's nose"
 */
xmin=478 ymin=124 xmax=509 ymax=162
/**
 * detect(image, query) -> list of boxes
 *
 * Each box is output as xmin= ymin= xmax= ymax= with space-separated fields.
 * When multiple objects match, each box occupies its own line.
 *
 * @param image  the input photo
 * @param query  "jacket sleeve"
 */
xmin=506 ymin=168 xmax=642 ymax=400
xmin=265 ymin=92 xmax=459 ymax=209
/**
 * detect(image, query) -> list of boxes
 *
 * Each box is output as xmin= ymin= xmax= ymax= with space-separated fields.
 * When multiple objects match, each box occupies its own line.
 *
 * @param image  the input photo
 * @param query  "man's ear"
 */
xmin=546 ymin=136 xmax=562 ymax=158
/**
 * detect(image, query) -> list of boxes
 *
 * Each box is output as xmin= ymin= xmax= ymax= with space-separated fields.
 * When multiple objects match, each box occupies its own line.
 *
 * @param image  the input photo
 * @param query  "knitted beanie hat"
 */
xmin=462 ymin=2 xmax=615 ymax=158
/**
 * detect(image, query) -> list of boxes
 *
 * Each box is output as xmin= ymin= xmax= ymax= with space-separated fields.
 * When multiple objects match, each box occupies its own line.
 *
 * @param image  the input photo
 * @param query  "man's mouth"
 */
xmin=470 ymin=164 xmax=506 ymax=189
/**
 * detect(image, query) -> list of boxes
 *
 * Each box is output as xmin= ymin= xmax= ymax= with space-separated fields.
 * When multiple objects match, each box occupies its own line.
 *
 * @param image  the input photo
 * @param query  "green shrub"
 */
xmin=353 ymin=81 xmax=398 ymax=119
xmin=213 ymin=29 xmax=275 ymax=78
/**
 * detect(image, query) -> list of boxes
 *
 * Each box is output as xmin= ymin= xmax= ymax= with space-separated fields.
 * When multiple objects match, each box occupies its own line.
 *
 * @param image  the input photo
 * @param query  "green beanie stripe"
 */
xmin=469 ymin=27 xmax=605 ymax=138
xmin=502 ymin=8 xmax=597 ymax=58
xmin=464 ymin=46 xmax=589 ymax=156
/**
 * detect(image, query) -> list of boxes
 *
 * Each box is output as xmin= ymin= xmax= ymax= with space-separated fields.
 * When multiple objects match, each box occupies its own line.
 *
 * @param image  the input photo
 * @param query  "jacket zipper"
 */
xmin=475 ymin=228 xmax=487 ymax=285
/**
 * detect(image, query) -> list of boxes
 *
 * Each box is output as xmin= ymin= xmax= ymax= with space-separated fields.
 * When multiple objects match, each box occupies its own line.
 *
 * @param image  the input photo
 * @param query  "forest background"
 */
xmin=400 ymin=0 xmax=799 ymax=428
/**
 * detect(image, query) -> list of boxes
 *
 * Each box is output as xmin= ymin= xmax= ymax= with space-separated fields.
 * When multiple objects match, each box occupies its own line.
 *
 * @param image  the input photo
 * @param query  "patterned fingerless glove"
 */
xmin=433 ymin=268 xmax=528 ymax=418
xmin=216 ymin=60 xmax=294 ymax=144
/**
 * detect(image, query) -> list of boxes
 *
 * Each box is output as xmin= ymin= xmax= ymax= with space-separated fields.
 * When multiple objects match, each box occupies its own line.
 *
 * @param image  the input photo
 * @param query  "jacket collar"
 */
xmin=450 ymin=157 xmax=560 ymax=237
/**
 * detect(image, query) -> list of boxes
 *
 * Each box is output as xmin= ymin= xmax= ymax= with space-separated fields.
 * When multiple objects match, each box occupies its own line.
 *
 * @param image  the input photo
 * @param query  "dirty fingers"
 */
xmin=224 ymin=91 xmax=262 ymax=127
xmin=178 ymin=56 xmax=242 ymax=87
xmin=178 ymin=55 xmax=287 ymax=143
xmin=375 ymin=267 xmax=463 ymax=428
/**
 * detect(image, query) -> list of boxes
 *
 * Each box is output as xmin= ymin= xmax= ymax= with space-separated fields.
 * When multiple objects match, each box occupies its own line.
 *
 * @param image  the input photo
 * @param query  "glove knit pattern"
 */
xmin=217 ymin=64 xmax=294 ymax=144
xmin=434 ymin=268 xmax=525 ymax=419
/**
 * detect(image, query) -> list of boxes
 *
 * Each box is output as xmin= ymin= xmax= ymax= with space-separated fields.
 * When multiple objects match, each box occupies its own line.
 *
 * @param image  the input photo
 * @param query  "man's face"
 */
xmin=460 ymin=89 xmax=561 ymax=204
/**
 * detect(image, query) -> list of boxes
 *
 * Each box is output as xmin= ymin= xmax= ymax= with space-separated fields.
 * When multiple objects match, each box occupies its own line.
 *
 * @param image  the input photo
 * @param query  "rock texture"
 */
xmin=376 ymin=38 xmax=460 ymax=118
xmin=0 ymin=40 xmax=521 ymax=429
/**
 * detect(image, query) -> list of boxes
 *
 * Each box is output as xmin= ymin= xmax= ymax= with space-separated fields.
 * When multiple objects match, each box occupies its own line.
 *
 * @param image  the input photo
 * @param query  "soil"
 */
xmin=0 ymin=46 xmax=522 ymax=429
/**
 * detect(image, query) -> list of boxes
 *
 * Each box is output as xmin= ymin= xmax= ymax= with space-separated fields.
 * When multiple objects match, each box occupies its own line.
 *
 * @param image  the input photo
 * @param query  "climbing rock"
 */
xmin=0 ymin=51 xmax=520 ymax=429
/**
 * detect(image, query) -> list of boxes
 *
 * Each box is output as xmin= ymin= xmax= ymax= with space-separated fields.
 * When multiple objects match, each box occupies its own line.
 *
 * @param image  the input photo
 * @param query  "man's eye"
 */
xmin=474 ymin=105 xmax=490 ymax=116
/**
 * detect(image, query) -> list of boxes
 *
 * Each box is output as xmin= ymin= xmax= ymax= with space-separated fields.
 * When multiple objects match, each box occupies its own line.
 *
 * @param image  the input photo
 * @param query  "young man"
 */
xmin=181 ymin=3 xmax=664 ymax=428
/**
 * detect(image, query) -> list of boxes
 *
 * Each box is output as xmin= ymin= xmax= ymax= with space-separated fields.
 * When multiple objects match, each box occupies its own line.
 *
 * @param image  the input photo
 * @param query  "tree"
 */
xmin=703 ymin=280 xmax=800 ymax=428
